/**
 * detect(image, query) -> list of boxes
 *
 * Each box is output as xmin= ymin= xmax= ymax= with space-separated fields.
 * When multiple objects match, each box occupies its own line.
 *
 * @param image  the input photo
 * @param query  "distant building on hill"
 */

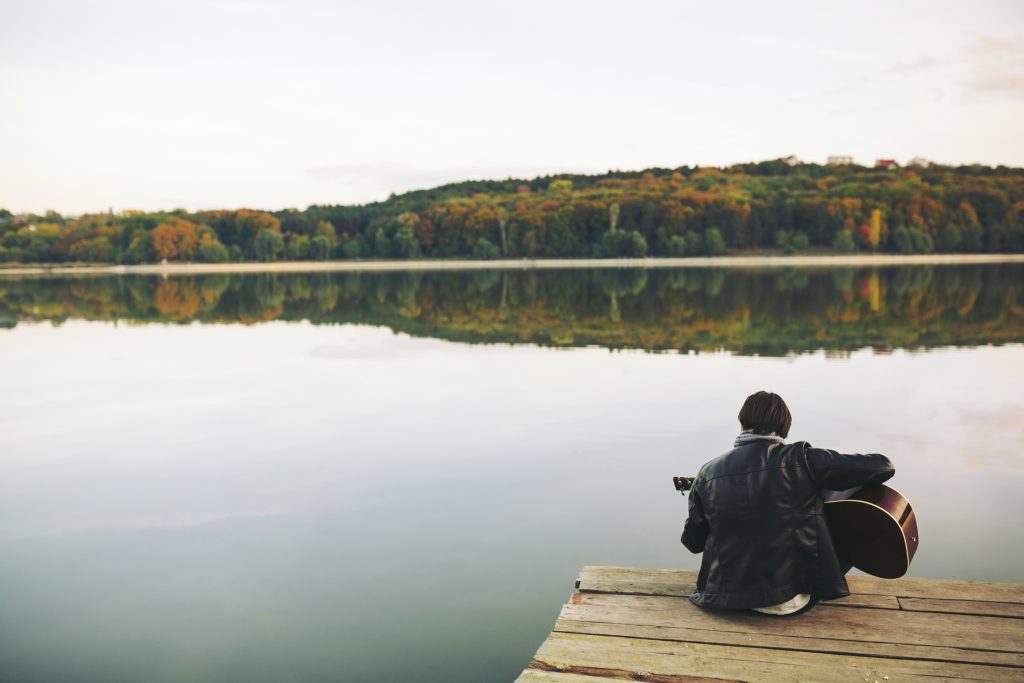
xmin=827 ymin=155 xmax=853 ymax=165
xmin=875 ymin=159 xmax=899 ymax=170
xmin=781 ymin=155 xmax=801 ymax=166
xmin=907 ymin=157 xmax=931 ymax=168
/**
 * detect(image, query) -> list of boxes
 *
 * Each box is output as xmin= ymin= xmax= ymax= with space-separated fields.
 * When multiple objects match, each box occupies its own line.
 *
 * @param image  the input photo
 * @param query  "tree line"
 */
xmin=1 ymin=161 xmax=1023 ymax=264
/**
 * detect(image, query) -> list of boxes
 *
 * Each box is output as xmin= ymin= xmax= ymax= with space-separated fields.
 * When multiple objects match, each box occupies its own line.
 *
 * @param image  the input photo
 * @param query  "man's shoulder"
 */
xmin=695 ymin=450 xmax=733 ymax=480
xmin=698 ymin=440 xmax=810 ymax=481
xmin=778 ymin=440 xmax=811 ymax=456
xmin=696 ymin=447 xmax=754 ymax=482
xmin=768 ymin=440 xmax=813 ymax=467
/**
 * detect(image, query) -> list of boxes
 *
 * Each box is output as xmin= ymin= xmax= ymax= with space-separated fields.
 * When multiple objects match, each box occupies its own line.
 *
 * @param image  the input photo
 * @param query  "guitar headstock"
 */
xmin=673 ymin=476 xmax=695 ymax=493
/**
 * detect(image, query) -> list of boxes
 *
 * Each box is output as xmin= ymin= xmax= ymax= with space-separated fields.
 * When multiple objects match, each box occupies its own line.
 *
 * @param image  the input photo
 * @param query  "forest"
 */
xmin=2 ymin=265 xmax=1022 ymax=355
xmin=2 ymin=161 xmax=1023 ymax=264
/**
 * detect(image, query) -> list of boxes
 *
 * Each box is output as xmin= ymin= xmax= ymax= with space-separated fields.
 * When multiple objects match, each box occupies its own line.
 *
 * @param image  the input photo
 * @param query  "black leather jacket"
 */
xmin=681 ymin=438 xmax=894 ymax=610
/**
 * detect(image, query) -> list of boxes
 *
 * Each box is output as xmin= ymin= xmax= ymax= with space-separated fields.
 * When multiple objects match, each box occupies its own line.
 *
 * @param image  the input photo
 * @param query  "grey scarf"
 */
xmin=734 ymin=430 xmax=784 ymax=448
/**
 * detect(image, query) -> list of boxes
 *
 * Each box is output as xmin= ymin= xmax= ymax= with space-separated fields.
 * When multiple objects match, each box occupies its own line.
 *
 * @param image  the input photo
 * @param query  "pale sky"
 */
xmin=1 ymin=0 xmax=1022 ymax=215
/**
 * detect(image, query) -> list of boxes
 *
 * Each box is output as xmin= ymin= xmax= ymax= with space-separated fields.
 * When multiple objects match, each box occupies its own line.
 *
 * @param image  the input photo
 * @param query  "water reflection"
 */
xmin=1 ymin=265 xmax=1023 ymax=683
xmin=1 ymin=264 xmax=1022 ymax=354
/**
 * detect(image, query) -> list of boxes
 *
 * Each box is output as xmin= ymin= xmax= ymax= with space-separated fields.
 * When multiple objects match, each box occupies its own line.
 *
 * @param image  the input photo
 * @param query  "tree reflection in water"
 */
xmin=1 ymin=265 xmax=1021 ymax=355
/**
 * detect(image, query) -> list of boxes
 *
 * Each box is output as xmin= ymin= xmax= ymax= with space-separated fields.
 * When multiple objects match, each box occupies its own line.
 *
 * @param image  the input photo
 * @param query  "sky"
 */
xmin=1 ymin=0 xmax=1022 ymax=215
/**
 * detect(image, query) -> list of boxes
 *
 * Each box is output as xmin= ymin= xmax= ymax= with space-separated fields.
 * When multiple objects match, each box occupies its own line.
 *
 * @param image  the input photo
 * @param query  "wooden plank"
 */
xmin=898 ymin=597 xmax=1024 ymax=619
xmin=577 ymin=581 xmax=897 ymax=610
xmin=552 ymin=618 xmax=1024 ymax=668
xmin=515 ymin=670 xmax=613 ymax=683
xmin=577 ymin=566 xmax=1024 ymax=604
xmin=579 ymin=573 xmax=896 ymax=609
xmin=533 ymin=632 xmax=1022 ymax=682
xmin=516 ymin=663 xmax=740 ymax=682
xmin=829 ymin=593 xmax=901 ymax=609
xmin=851 ymin=575 xmax=1024 ymax=604
xmin=561 ymin=593 xmax=1024 ymax=653
xmin=576 ymin=566 xmax=697 ymax=597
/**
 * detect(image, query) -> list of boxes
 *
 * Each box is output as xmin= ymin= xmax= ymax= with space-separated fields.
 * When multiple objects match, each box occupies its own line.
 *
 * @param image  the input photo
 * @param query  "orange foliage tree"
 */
xmin=151 ymin=218 xmax=199 ymax=261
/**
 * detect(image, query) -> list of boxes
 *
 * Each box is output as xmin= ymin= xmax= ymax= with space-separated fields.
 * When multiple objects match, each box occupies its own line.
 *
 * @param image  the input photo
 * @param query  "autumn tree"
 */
xmin=151 ymin=218 xmax=199 ymax=261
xmin=236 ymin=210 xmax=281 ymax=258
xmin=956 ymin=202 xmax=983 ymax=251
xmin=548 ymin=179 xmax=573 ymax=194
xmin=68 ymin=236 xmax=114 ymax=262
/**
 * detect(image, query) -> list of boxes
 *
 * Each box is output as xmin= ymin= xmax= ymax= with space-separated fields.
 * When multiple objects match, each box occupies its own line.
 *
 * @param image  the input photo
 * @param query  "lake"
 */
xmin=1 ymin=264 xmax=1023 ymax=683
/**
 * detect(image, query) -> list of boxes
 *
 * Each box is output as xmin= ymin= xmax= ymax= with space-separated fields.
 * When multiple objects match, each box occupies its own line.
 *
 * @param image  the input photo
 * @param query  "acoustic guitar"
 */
xmin=673 ymin=476 xmax=919 ymax=579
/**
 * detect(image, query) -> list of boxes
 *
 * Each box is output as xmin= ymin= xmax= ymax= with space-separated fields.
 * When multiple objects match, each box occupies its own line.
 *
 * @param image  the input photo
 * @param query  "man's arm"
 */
xmin=803 ymin=444 xmax=895 ymax=491
xmin=681 ymin=486 xmax=708 ymax=553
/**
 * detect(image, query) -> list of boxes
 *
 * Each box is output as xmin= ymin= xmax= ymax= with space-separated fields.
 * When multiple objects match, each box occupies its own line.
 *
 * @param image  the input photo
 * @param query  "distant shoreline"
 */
xmin=1 ymin=253 xmax=1023 ymax=277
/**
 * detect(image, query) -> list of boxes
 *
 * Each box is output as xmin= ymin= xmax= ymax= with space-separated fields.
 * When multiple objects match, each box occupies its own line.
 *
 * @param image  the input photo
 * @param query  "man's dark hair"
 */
xmin=738 ymin=391 xmax=792 ymax=438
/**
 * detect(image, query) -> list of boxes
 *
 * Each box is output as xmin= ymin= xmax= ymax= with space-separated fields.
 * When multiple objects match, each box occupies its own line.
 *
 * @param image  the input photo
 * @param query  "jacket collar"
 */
xmin=734 ymin=431 xmax=785 ymax=448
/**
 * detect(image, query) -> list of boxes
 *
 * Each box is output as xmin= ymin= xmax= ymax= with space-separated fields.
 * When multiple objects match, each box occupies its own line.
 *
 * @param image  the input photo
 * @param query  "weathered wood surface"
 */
xmin=515 ymin=566 xmax=1024 ymax=682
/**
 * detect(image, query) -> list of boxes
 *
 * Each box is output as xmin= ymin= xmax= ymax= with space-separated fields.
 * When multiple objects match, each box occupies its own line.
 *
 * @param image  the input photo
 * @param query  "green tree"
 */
xmin=315 ymin=220 xmax=337 ymax=242
xmin=891 ymin=226 xmax=914 ymax=253
xmin=374 ymin=228 xmax=392 ymax=257
xmin=253 ymin=229 xmax=284 ymax=262
xmin=342 ymin=236 xmax=364 ymax=259
xmin=935 ymin=224 xmax=961 ymax=252
xmin=910 ymin=228 xmax=934 ymax=253
xmin=685 ymin=231 xmax=705 ymax=256
xmin=393 ymin=226 xmax=421 ymax=258
xmin=198 ymin=240 xmax=229 ymax=263
xmin=311 ymin=220 xmax=337 ymax=260
xmin=626 ymin=230 xmax=648 ymax=257
xmin=473 ymin=237 xmax=501 ymax=259
xmin=125 ymin=232 xmax=154 ymax=263
xmin=310 ymin=235 xmax=332 ymax=260
xmin=599 ymin=229 xmax=647 ymax=257
xmin=832 ymin=230 xmax=855 ymax=253
xmin=705 ymin=228 xmax=727 ymax=256
xmin=286 ymin=235 xmax=311 ymax=260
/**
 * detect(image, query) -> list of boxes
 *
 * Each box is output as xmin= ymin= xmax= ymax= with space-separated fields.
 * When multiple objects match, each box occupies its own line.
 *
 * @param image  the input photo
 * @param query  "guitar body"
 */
xmin=824 ymin=485 xmax=919 ymax=579
xmin=675 ymin=475 xmax=919 ymax=579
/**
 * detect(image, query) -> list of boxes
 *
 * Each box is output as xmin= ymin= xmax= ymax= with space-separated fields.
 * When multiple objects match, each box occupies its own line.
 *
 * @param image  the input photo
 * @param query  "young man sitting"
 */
xmin=681 ymin=391 xmax=894 ymax=615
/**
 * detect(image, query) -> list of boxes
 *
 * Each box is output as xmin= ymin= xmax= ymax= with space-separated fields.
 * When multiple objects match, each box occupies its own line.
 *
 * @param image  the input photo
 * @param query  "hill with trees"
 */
xmin=2 ymin=160 xmax=1023 ymax=264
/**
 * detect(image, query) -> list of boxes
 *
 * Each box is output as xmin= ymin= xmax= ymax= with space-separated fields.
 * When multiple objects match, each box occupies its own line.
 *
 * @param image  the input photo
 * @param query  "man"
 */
xmin=681 ymin=391 xmax=894 ymax=615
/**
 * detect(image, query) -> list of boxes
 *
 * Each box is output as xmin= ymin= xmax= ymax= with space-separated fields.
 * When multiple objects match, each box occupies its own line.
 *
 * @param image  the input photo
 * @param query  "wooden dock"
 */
xmin=515 ymin=566 xmax=1024 ymax=682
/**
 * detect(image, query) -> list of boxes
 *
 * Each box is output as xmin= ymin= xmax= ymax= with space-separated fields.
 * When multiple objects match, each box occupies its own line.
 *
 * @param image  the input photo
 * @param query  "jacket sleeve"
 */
xmin=803 ymin=443 xmax=895 ymax=491
xmin=681 ymin=485 xmax=709 ymax=553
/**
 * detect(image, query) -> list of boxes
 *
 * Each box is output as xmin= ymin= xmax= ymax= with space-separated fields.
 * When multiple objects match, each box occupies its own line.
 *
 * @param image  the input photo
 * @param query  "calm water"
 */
xmin=1 ymin=265 xmax=1023 ymax=683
